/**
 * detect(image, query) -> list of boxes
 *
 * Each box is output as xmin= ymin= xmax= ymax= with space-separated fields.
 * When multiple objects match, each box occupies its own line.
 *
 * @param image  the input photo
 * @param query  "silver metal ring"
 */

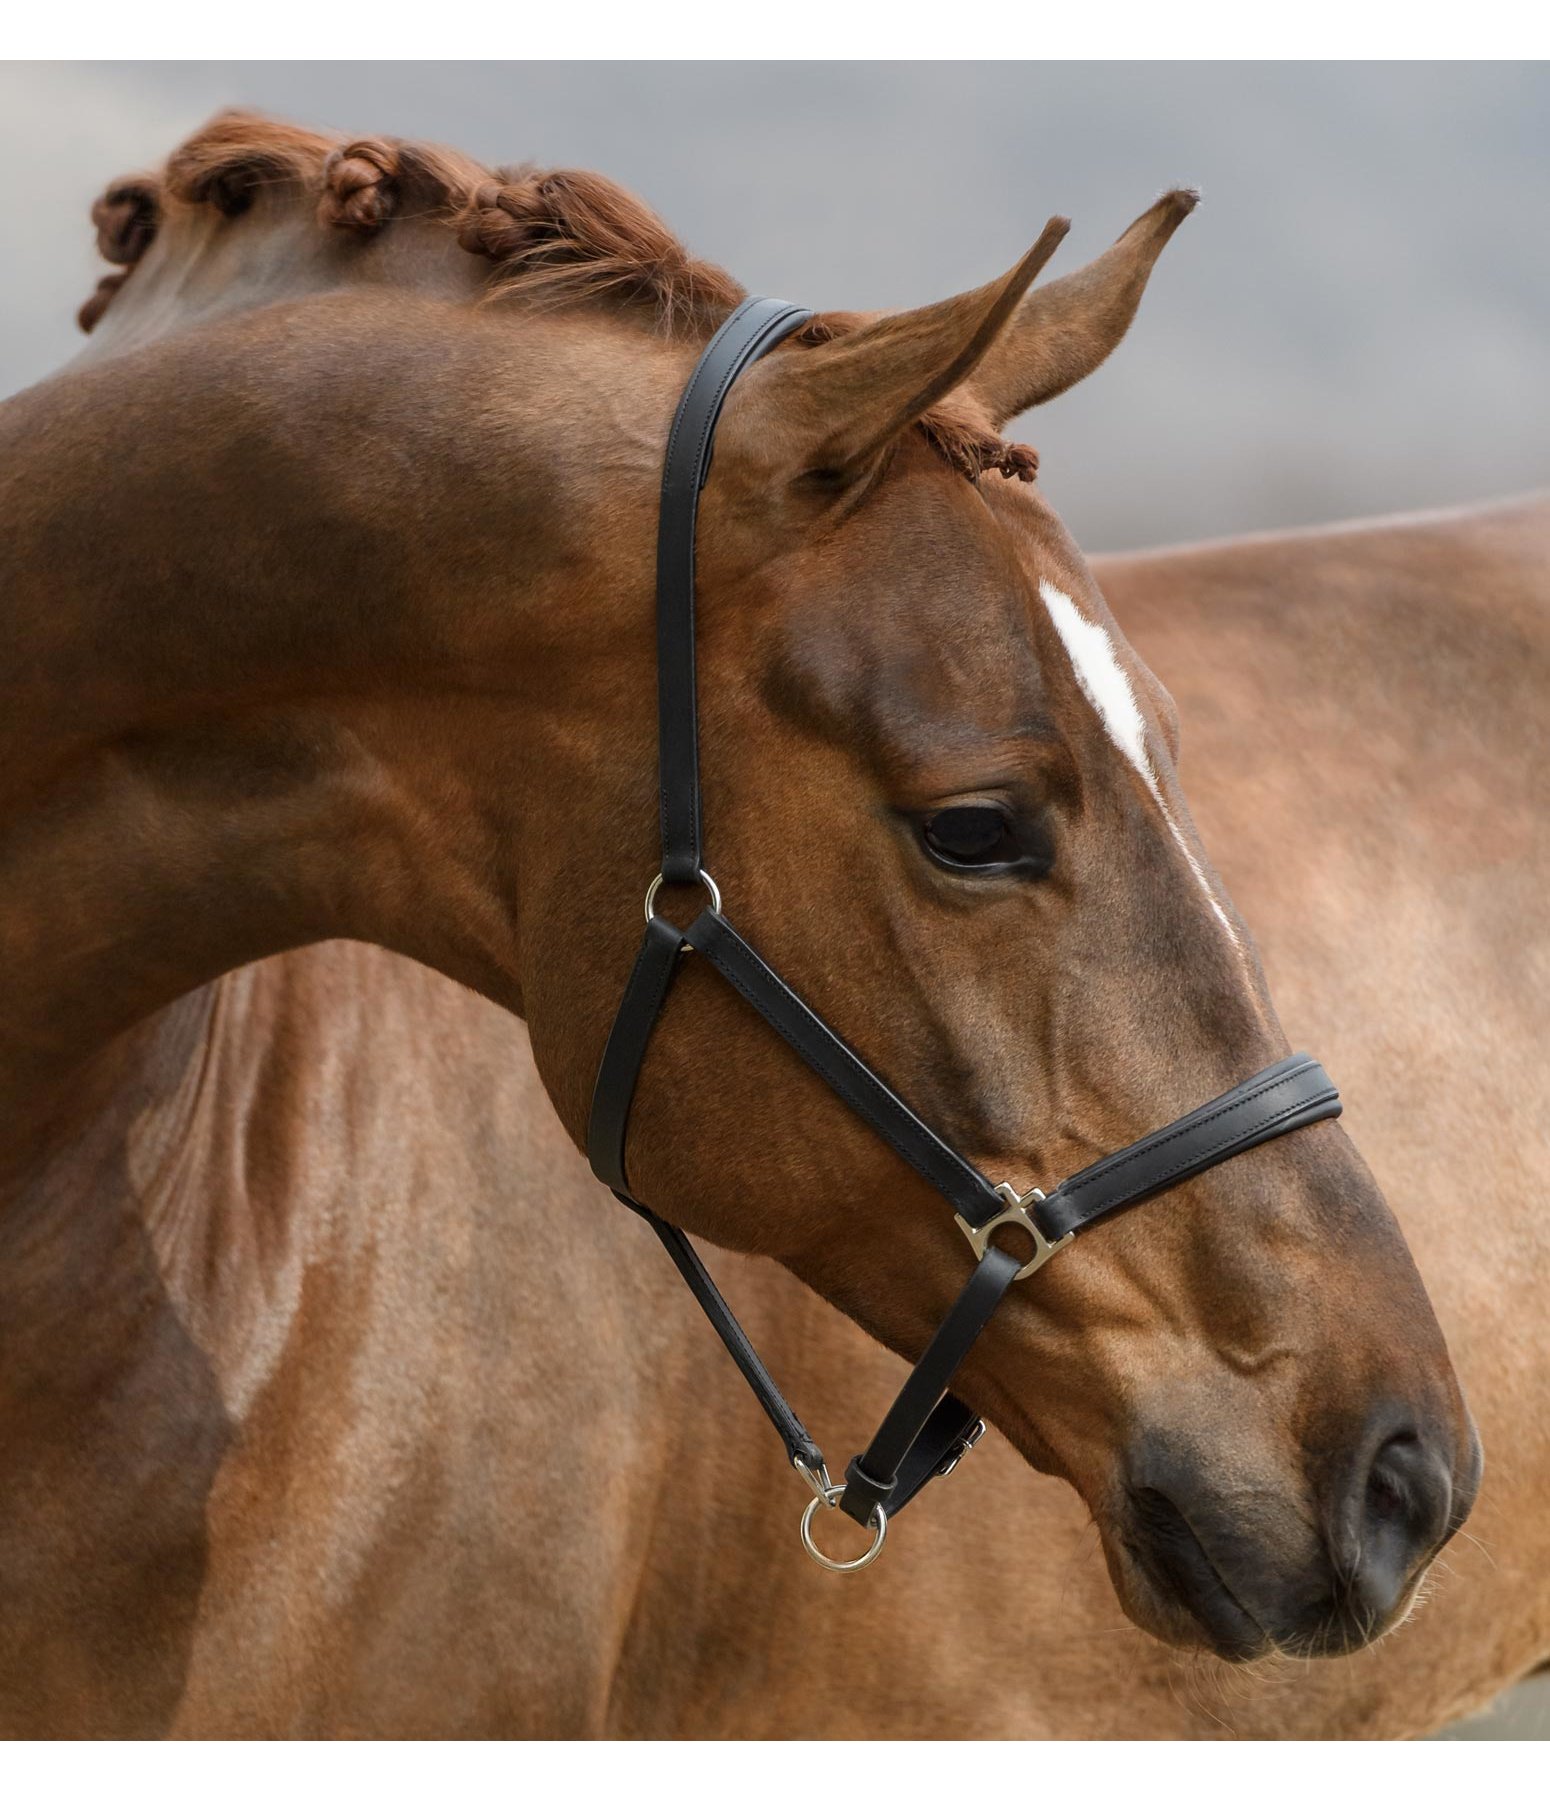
xmin=800 ymin=1489 xmax=887 ymax=1574
xmin=643 ymin=869 xmax=723 ymax=926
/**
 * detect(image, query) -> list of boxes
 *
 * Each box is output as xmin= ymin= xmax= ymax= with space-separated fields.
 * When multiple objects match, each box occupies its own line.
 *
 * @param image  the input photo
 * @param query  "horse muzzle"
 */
xmin=1114 ymin=1407 xmax=1481 ymax=1661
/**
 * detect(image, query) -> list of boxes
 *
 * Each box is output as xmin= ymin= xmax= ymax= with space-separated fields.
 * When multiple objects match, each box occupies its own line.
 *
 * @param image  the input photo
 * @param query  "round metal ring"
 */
xmin=800 ymin=1492 xmax=887 ymax=1574
xmin=643 ymin=869 xmax=723 ymax=926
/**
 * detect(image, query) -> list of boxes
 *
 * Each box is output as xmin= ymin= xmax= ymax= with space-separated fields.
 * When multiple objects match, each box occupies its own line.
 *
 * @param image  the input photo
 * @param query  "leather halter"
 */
xmin=586 ymin=296 xmax=1343 ymax=1572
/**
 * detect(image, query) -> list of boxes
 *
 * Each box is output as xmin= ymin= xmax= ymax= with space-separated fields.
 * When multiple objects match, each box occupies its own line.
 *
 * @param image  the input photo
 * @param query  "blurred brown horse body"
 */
xmin=0 ymin=115 xmax=1541 ymax=1737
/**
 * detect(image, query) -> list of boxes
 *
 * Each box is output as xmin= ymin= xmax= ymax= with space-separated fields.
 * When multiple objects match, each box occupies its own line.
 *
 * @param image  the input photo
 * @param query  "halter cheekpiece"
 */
xmin=586 ymin=297 xmax=1343 ymax=1572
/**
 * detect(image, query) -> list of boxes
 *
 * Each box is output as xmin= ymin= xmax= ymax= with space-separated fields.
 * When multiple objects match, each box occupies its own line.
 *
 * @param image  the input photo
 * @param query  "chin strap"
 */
xmin=585 ymin=296 xmax=1344 ymax=1572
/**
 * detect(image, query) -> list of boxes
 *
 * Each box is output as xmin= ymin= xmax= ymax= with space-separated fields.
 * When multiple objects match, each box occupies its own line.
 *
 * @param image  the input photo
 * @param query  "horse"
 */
xmin=0 ymin=109 xmax=1533 ymax=1738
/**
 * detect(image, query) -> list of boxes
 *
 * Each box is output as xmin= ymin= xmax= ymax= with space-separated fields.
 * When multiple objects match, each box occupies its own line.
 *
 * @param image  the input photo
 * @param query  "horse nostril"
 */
xmin=1365 ymin=1428 xmax=1437 ymax=1524
xmin=1365 ymin=1465 xmax=1406 ymax=1525
xmin=1331 ymin=1422 xmax=1453 ymax=1640
xmin=1365 ymin=1428 xmax=1419 ymax=1526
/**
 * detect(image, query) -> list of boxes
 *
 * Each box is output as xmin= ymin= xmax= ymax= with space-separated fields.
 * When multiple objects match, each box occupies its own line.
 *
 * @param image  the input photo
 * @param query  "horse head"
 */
xmin=33 ymin=113 xmax=1479 ymax=1664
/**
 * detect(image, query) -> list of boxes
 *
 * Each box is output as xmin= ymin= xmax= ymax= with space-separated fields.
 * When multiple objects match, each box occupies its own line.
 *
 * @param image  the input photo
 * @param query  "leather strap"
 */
xmin=614 ymin=1194 xmax=825 ymax=1474
xmin=839 ymin=1246 xmax=1021 ymax=1524
xmin=656 ymin=297 xmax=811 ymax=883
xmin=1036 ymin=1053 xmax=1341 ymax=1242
xmin=687 ymin=910 xmax=1004 ymax=1229
xmin=585 ymin=293 xmax=1350 ymax=1555
xmin=869 ymin=1394 xmax=983 ymax=1517
xmin=586 ymin=914 xmax=687 ymax=1194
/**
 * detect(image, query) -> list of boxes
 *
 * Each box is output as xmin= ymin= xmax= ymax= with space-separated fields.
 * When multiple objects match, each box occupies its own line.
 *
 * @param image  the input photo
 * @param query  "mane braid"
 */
xmin=76 ymin=109 xmax=1038 ymax=485
xmin=453 ymin=166 xmax=745 ymax=337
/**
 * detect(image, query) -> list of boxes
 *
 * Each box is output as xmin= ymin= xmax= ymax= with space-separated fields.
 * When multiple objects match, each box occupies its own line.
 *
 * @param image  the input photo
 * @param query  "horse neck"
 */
xmin=1 ymin=946 xmax=422 ymax=1397
xmin=0 ymin=238 xmax=674 ymax=1173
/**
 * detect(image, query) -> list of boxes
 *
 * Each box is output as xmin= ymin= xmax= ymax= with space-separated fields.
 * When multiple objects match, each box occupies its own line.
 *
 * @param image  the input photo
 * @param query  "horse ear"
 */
xmin=738 ymin=216 xmax=1070 ymax=486
xmin=966 ymin=190 xmax=1199 ymax=427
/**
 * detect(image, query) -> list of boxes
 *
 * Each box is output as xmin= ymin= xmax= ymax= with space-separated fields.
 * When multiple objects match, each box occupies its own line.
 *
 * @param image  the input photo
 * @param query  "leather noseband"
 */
xmin=586 ymin=297 xmax=1342 ymax=1572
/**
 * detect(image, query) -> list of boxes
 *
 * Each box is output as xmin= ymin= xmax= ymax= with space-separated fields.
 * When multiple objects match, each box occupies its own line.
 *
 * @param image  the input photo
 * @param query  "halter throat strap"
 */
xmin=586 ymin=297 xmax=1343 ymax=1569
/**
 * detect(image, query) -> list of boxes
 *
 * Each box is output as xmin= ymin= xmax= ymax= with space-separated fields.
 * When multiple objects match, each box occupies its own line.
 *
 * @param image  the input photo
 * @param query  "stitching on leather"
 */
xmin=707 ymin=933 xmax=946 ymax=1189
xmin=866 ymin=1260 xmax=1011 ymax=1470
xmin=1051 ymin=1078 xmax=1332 ymax=1223
xmin=663 ymin=1229 xmax=815 ymax=1453
xmin=657 ymin=302 xmax=804 ymax=869
xmin=701 ymin=921 xmax=999 ymax=1224
xmin=683 ymin=303 xmax=806 ymax=494
xmin=1057 ymin=1064 xmax=1323 ymax=1197
xmin=656 ymin=300 xmax=760 ymax=860
xmin=590 ymin=926 xmax=683 ymax=1190
xmin=1051 ymin=1090 xmax=1337 ymax=1233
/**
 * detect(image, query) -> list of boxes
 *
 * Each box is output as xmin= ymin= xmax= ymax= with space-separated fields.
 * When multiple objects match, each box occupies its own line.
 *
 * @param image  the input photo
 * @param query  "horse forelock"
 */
xmin=77 ymin=108 xmax=1037 ymax=486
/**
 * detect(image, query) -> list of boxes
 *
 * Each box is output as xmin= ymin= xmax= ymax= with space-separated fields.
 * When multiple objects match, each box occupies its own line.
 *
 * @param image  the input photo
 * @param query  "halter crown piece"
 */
xmin=585 ymin=298 xmax=1342 ymax=1573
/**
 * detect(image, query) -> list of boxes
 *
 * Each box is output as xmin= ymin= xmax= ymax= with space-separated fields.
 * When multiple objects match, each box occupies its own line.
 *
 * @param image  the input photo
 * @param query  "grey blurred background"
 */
xmin=0 ymin=60 xmax=1544 ymax=1737
xmin=0 ymin=60 xmax=1545 ymax=551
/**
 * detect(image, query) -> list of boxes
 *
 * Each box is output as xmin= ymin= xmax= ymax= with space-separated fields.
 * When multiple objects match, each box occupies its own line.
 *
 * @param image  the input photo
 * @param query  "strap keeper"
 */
xmin=840 ymin=1455 xmax=897 ymax=1525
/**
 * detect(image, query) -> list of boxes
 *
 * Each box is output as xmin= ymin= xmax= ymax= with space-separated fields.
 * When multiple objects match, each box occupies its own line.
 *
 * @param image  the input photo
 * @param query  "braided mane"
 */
xmin=80 ymin=109 xmax=1036 ymax=484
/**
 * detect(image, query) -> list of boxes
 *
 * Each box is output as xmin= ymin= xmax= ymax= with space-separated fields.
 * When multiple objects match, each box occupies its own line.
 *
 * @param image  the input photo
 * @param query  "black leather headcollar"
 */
xmin=586 ymin=297 xmax=1342 ymax=1569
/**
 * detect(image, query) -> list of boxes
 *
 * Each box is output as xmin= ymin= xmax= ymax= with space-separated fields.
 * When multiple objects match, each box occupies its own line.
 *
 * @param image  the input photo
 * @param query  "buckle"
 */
xmin=957 ymin=1182 xmax=1073 ymax=1281
xmin=934 ymin=1417 xmax=987 ymax=1481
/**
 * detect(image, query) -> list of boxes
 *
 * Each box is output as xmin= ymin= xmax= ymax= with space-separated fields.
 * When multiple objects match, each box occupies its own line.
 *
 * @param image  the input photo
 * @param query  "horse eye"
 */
xmin=921 ymin=805 xmax=1019 ymax=870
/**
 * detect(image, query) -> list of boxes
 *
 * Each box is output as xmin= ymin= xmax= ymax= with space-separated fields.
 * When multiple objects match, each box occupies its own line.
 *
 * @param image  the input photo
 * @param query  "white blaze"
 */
xmin=1038 ymin=580 xmax=1241 ymax=948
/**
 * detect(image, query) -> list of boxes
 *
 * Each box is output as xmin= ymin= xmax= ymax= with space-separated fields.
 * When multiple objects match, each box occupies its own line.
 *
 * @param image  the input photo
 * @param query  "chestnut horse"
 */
xmin=0 ymin=113 xmax=1536 ymax=1738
